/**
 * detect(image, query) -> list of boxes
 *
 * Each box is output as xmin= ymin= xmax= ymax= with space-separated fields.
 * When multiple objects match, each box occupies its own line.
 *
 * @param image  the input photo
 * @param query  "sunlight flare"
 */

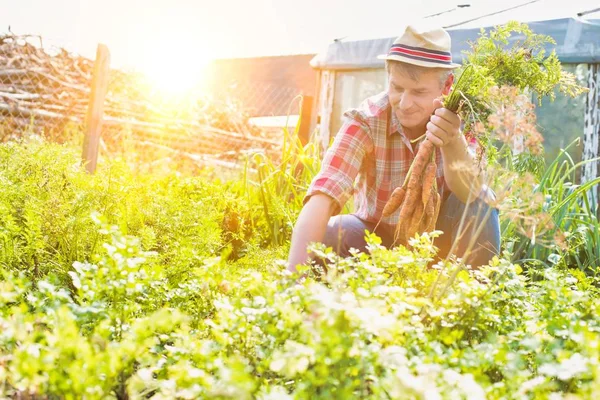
xmin=136 ymin=36 xmax=213 ymax=96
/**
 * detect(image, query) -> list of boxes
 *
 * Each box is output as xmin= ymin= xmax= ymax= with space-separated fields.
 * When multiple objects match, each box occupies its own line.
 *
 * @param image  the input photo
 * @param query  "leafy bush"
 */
xmin=0 ymin=140 xmax=599 ymax=399
xmin=1 ymin=223 xmax=600 ymax=399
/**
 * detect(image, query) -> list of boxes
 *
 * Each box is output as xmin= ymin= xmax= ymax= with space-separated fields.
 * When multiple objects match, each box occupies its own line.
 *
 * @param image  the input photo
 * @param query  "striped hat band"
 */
xmin=377 ymin=25 xmax=460 ymax=69
xmin=387 ymin=44 xmax=453 ymax=66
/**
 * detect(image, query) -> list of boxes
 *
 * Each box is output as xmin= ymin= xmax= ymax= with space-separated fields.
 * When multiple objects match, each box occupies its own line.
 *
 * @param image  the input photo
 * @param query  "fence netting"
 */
xmin=0 ymin=33 xmax=305 ymax=173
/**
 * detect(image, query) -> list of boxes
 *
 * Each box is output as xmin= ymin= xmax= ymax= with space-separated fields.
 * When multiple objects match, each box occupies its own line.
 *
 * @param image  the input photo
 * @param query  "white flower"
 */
xmin=455 ymin=373 xmax=486 ymax=400
xmin=137 ymin=368 xmax=153 ymax=381
xmin=352 ymin=306 xmax=395 ymax=335
xmin=539 ymin=353 xmax=589 ymax=381
xmin=188 ymin=368 xmax=205 ymax=379
xmin=269 ymin=340 xmax=315 ymax=378
xmin=380 ymin=346 xmax=408 ymax=368
xmin=257 ymin=386 xmax=293 ymax=400
xmin=518 ymin=376 xmax=546 ymax=395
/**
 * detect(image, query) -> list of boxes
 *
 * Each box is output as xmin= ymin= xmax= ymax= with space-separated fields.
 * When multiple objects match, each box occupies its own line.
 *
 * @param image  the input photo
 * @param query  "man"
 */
xmin=287 ymin=25 xmax=500 ymax=273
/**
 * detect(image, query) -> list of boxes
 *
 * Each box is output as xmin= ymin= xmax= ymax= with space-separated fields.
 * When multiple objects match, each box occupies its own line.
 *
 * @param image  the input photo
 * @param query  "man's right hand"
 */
xmin=287 ymin=194 xmax=337 ymax=273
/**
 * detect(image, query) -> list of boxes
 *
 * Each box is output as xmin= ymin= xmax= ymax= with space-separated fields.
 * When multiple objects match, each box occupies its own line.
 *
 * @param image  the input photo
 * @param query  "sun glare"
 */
xmin=137 ymin=38 xmax=213 ymax=97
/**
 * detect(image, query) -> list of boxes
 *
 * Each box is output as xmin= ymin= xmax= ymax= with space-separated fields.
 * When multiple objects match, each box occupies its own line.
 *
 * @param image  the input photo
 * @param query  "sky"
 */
xmin=1 ymin=0 xmax=598 ymax=84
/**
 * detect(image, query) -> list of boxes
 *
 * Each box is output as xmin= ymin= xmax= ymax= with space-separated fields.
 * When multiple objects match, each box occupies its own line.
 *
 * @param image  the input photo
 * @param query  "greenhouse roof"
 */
xmin=310 ymin=14 xmax=600 ymax=70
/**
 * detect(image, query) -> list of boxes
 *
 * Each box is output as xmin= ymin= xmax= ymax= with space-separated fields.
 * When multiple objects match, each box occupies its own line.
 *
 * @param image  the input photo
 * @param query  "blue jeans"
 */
xmin=319 ymin=192 xmax=500 ymax=268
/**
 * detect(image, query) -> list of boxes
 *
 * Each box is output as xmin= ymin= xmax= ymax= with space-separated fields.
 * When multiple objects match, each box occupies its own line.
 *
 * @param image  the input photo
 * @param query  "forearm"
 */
xmin=441 ymin=135 xmax=484 ymax=204
xmin=287 ymin=195 xmax=335 ymax=273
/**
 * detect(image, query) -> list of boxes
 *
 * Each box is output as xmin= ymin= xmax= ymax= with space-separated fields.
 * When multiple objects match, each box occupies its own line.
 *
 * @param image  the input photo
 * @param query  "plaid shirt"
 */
xmin=305 ymin=91 xmax=477 ymax=233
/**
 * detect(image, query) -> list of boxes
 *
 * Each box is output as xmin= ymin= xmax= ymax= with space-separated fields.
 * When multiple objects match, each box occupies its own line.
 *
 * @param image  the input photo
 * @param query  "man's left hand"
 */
xmin=425 ymin=98 xmax=461 ymax=148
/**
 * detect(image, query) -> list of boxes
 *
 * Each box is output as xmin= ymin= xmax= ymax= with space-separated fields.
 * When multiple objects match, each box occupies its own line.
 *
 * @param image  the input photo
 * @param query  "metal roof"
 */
xmin=311 ymin=12 xmax=600 ymax=70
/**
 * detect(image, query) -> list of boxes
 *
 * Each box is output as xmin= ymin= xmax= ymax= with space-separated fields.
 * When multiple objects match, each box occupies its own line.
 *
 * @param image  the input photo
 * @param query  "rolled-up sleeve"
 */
xmin=304 ymin=116 xmax=372 ymax=215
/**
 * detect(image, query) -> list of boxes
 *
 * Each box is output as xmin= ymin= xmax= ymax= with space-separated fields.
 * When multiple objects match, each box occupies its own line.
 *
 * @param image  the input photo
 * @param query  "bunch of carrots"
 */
xmin=381 ymin=68 xmax=470 ymax=245
xmin=383 ymin=140 xmax=440 ymax=245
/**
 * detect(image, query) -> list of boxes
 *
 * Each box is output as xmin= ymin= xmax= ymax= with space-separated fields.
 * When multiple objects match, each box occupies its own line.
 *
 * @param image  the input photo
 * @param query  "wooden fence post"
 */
xmin=318 ymin=70 xmax=336 ymax=156
xmin=82 ymin=44 xmax=110 ymax=174
xmin=298 ymin=95 xmax=313 ymax=146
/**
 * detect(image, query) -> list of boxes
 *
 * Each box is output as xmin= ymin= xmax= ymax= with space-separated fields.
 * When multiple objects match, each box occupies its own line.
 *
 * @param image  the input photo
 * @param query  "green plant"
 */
xmin=503 ymin=138 xmax=600 ymax=273
xmin=446 ymin=21 xmax=586 ymax=123
xmin=0 ymin=138 xmax=599 ymax=398
xmin=440 ymin=22 xmax=587 ymax=182
xmin=241 ymin=96 xmax=323 ymax=247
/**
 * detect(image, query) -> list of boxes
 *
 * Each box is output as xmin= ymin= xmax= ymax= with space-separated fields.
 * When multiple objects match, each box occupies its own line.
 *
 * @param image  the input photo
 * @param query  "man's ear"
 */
xmin=442 ymin=73 xmax=454 ymax=95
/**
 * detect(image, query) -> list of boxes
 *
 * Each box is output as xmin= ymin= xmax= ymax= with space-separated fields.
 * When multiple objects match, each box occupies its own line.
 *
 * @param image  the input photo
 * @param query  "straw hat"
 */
xmin=378 ymin=24 xmax=460 ymax=69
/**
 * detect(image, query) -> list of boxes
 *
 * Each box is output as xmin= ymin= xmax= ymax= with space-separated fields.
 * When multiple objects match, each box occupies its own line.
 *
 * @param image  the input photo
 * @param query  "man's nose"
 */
xmin=399 ymin=93 xmax=413 ymax=110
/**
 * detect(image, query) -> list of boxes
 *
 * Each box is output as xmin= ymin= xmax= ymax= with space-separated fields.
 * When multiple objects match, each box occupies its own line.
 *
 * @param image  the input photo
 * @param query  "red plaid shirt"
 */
xmin=305 ymin=91 xmax=477 ymax=233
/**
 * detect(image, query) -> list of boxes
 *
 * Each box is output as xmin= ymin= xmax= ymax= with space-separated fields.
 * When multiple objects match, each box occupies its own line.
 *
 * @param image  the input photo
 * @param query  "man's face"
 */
xmin=388 ymin=66 xmax=452 ymax=131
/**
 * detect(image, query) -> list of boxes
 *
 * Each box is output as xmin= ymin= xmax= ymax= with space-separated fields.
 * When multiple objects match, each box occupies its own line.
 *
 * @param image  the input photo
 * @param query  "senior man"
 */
xmin=288 ymin=25 xmax=500 ymax=273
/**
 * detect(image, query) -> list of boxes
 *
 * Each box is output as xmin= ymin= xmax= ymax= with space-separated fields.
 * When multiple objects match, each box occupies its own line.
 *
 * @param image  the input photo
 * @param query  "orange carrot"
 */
xmin=393 ymin=139 xmax=436 ymax=245
xmin=395 ymin=173 xmax=422 ymax=241
xmin=410 ymin=140 xmax=434 ymax=182
xmin=394 ymin=210 xmax=410 ymax=245
xmin=429 ymin=192 xmax=442 ymax=232
xmin=422 ymin=188 xmax=435 ymax=232
xmin=382 ymin=186 xmax=406 ymax=217
xmin=421 ymin=160 xmax=437 ymax=207
xmin=406 ymin=201 xmax=425 ymax=241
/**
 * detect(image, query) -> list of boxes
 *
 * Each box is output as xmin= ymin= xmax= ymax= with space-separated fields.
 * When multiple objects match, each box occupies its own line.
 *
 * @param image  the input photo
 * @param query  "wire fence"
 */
xmin=100 ymin=76 xmax=304 ymax=172
xmin=0 ymin=34 xmax=90 ymax=142
xmin=0 ymin=34 xmax=308 ymax=173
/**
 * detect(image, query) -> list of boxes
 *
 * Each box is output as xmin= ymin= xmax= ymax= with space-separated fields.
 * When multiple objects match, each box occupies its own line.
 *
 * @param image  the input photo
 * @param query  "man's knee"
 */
xmin=321 ymin=214 xmax=371 ymax=257
xmin=437 ymin=189 xmax=501 ymax=267
xmin=464 ymin=205 xmax=501 ymax=267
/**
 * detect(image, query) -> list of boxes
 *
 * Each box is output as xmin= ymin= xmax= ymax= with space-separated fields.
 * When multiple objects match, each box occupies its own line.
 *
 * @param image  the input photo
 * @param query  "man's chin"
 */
xmin=396 ymin=113 xmax=420 ymax=125
xmin=399 ymin=119 xmax=423 ymax=129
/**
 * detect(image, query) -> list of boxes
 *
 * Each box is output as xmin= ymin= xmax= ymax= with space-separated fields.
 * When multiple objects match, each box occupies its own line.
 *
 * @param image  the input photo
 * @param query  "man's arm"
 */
xmin=426 ymin=98 xmax=483 ymax=204
xmin=287 ymin=194 xmax=336 ymax=273
xmin=440 ymin=135 xmax=483 ymax=203
xmin=287 ymin=109 xmax=373 ymax=274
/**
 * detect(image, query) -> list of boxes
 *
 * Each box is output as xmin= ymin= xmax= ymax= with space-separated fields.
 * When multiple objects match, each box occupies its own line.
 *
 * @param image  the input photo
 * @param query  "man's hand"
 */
xmin=427 ymin=98 xmax=483 ymax=204
xmin=425 ymin=98 xmax=461 ymax=148
xmin=287 ymin=194 xmax=335 ymax=273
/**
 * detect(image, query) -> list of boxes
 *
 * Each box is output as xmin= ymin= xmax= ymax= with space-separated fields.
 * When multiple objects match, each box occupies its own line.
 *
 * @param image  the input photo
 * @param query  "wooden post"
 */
xmin=297 ymin=95 xmax=313 ymax=146
xmin=582 ymin=63 xmax=600 ymax=214
xmin=308 ymin=71 xmax=321 ymax=144
xmin=82 ymin=44 xmax=110 ymax=174
xmin=318 ymin=70 xmax=336 ymax=155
